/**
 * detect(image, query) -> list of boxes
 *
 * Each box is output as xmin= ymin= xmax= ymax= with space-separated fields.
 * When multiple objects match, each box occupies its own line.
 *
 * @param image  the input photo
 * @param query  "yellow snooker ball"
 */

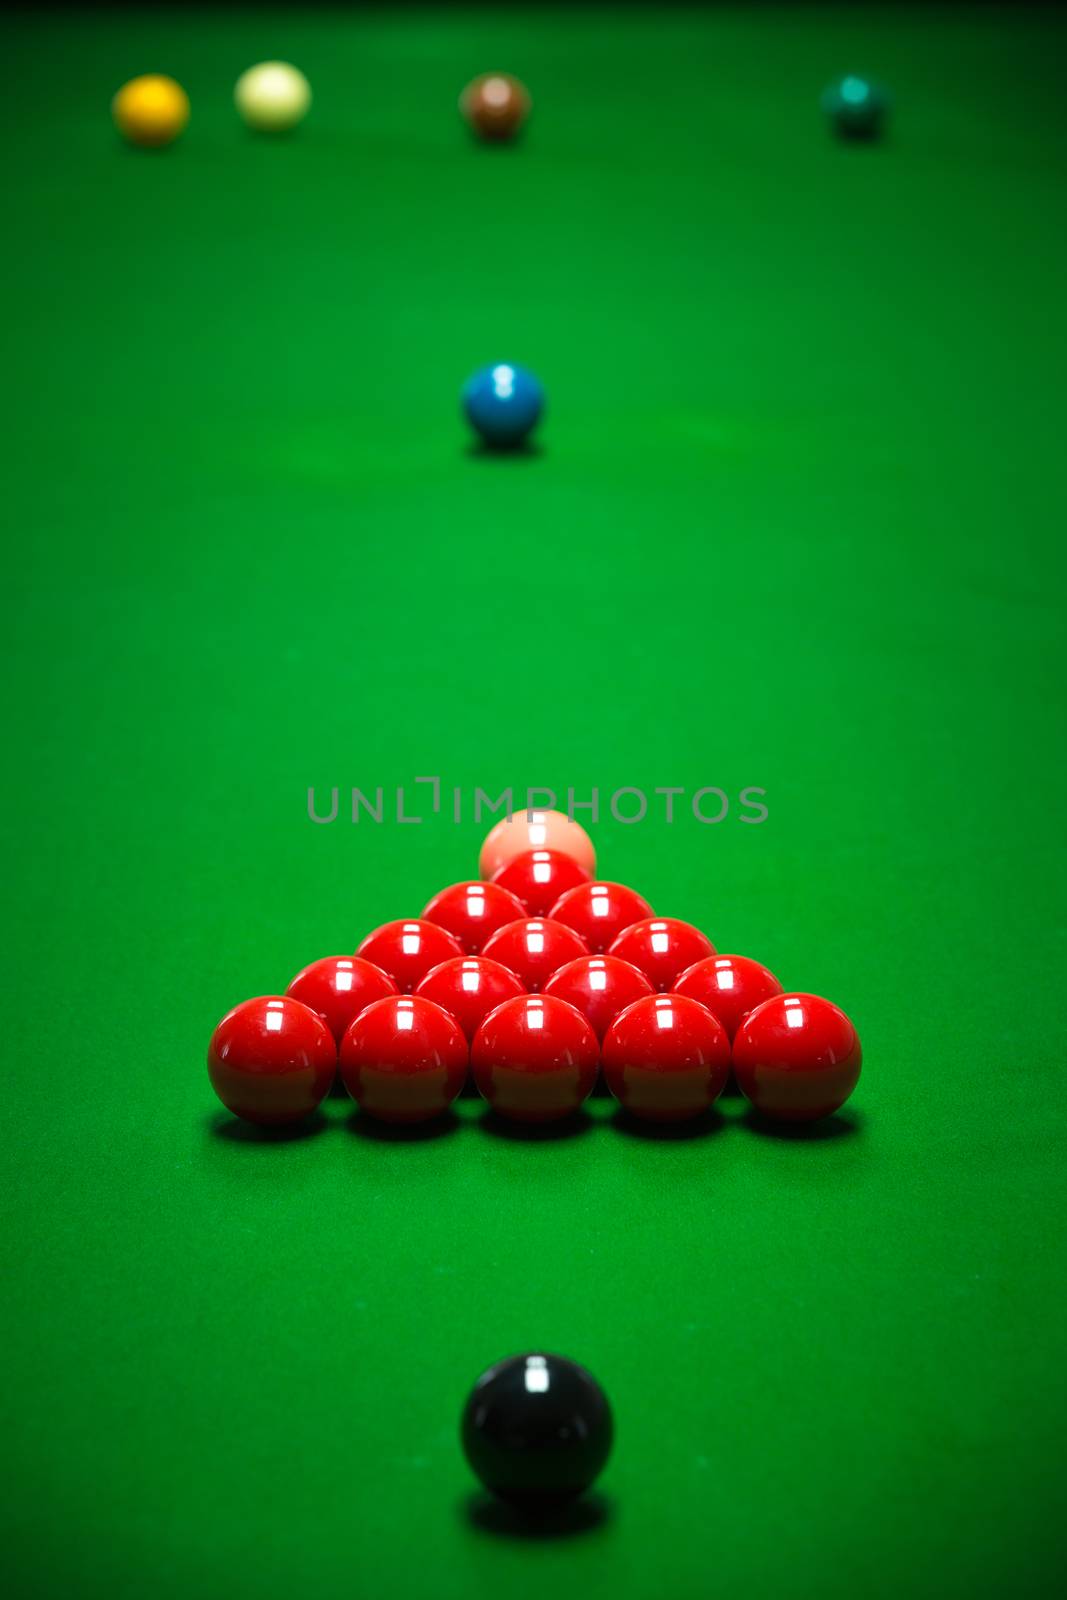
xmin=112 ymin=74 xmax=190 ymax=149
xmin=234 ymin=61 xmax=311 ymax=133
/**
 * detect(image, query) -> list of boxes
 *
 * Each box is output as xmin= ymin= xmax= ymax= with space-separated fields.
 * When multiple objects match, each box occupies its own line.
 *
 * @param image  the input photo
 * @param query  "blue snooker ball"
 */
xmin=462 ymin=363 xmax=544 ymax=448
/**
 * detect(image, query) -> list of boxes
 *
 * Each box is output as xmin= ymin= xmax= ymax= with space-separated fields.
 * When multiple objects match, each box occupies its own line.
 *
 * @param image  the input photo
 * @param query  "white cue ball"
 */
xmin=234 ymin=61 xmax=311 ymax=133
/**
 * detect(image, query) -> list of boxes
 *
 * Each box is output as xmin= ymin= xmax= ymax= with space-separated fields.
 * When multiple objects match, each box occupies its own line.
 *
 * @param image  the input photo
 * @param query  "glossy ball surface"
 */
xmin=286 ymin=955 xmax=397 ymax=1043
xmin=462 ymin=1353 xmax=612 ymax=1505
xmin=608 ymin=917 xmax=716 ymax=991
xmin=480 ymin=918 xmax=590 ymax=993
xmin=602 ymin=993 xmax=730 ymax=1122
xmin=235 ymin=61 xmax=311 ymax=132
xmin=356 ymin=919 xmax=464 ymax=992
xmin=548 ymin=881 xmax=653 ymax=954
xmin=821 ymin=75 xmax=889 ymax=140
xmin=415 ymin=956 xmax=526 ymax=1042
xmin=543 ymin=955 xmax=655 ymax=1042
xmin=339 ymin=995 xmax=468 ymax=1123
xmin=112 ymin=74 xmax=189 ymax=148
xmin=463 ymin=363 xmax=544 ymax=449
xmin=732 ymin=993 xmax=862 ymax=1122
xmin=459 ymin=72 xmax=531 ymax=142
xmin=207 ymin=995 xmax=335 ymax=1125
xmin=491 ymin=848 xmax=591 ymax=918
xmin=672 ymin=953 xmax=783 ymax=1042
xmin=471 ymin=994 xmax=598 ymax=1122
xmin=480 ymin=809 xmax=596 ymax=881
xmin=421 ymin=880 xmax=528 ymax=954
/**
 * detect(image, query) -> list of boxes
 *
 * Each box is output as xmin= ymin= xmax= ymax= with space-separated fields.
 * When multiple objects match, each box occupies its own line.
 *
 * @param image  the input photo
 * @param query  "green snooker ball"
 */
xmin=822 ymin=75 xmax=890 ymax=141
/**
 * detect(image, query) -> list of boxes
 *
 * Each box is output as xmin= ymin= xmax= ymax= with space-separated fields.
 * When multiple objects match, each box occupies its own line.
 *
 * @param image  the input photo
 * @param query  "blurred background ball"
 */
xmin=462 ymin=362 xmax=545 ymax=449
xmin=112 ymin=74 xmax=189 ymax=148
xmin=459 ymin=72 xmax=531 ymax=141
xmin=821 ymin=75 xmax=889 ymax=140
xmin=235 ymin=61 xmax=311 ymax=132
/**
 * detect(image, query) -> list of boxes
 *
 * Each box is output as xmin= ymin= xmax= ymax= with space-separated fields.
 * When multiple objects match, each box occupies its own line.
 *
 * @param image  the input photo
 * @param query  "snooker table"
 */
xmin=5 ymin=3 xmax=1067 ymax=1597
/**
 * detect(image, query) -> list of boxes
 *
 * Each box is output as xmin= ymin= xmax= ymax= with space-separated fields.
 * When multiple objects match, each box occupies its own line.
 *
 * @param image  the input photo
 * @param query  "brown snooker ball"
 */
xmin=459 ymin=72 xmax=531 ymax=141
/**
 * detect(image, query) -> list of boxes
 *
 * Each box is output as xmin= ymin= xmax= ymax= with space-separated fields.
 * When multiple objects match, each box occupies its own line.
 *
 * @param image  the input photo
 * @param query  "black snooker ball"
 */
xmin=461 ymin=1352 xmax=613 ymax=1505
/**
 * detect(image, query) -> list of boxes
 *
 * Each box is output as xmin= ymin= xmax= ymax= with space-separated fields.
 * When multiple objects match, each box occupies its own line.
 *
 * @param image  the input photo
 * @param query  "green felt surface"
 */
xmin=4 ymin=5 xmax=1067 ymax=1598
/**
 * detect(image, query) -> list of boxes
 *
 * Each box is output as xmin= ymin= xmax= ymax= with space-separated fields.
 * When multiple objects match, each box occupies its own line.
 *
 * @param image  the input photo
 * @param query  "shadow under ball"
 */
xmin=462 ymin=1353 xmax=613 ymax=1504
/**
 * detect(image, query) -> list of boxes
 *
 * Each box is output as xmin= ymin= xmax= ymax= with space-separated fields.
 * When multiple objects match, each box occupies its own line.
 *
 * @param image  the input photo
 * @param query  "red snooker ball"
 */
xmin=421 ymin=880 xmax=528 ymax=954
xmin=543 ymin=954 xmax=655 ymax=1041
xmin=601 ymin=993 xmax=730 ymax=1122
xmin=415 ymin=955 xmax=527 ymax=1042
xmin=286 ymin=954 xmax=398 ymax=1043
xmin=207 ymin=995 xmax=336 ymax=1126
xmin=480 ymin=917 xmax=590 ymax=992
xmin=471 ymin=993 xmax=599 ymax=1122
xmin=732 ymin=993 xmax=862 ymax=1123
xmin=608 ymin=917 xmax=716 ymax=991
xmin=491 ymin=848 xmax=591 ymax=917
xmin=356 ymin=919 xmax=464 ymax=992
xmin=672 ymin=954 xmax=783 ymax=1042
xmin=339 ymin=995 xmax=468 ymax=1123
xmin=548 ymin=881 xmax=654 ymax=954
